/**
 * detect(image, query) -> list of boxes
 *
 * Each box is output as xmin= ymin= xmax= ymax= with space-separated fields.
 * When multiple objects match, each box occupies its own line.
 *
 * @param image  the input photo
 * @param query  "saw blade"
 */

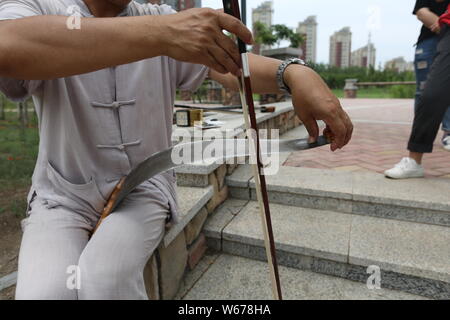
xmin=110 ymin=136 xmax=329 ymax=211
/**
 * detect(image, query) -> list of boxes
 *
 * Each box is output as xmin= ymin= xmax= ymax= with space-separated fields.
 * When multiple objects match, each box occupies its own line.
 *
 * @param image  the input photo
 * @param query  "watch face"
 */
xmin=176 ymin=110 xmax=190 ymax=127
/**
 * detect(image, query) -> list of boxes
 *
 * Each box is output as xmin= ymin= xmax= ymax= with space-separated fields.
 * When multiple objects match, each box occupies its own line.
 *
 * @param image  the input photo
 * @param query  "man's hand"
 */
xmin=209 ymin=54 xmax=353 ymax=152
xmin=159 ymin=8 xmax=253 ymax=77
xmin=284 ymin=65 xmax=353 ymax=151
xmin=430 ymin=21 xmax=441 ymax=34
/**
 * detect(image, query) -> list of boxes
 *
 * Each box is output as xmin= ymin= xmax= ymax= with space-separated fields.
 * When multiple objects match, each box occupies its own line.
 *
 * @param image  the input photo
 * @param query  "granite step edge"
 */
xmin=206 ymin=201 xmax=450 ymax=298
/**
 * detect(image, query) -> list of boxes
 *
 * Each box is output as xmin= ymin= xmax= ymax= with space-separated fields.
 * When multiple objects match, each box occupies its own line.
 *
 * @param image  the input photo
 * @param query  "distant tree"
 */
xmin=308 ymin=62 xmax=415 ymax=89
xmin=272 ymin=24 xmax=292 ymax=48
xmin=0 ymin=93 xmax=5 ymax=120
xmin=254 ymin=22 xmax=304 ymax=49
xmin=288 ymin=32 xmax=304 ymax=49
xmin=253 ymin=21 xmax=277 ymax=48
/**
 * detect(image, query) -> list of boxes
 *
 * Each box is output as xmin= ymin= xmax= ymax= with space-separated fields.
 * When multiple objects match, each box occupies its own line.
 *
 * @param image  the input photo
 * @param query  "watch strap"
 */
xmin=276 ymin=58 xmax=308 ymax=94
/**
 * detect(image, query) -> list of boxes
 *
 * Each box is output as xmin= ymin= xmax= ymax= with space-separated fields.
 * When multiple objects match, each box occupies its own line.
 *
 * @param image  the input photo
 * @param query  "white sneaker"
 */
xmin=384 ymin=157 xmax=424 ymax=179
xmin=442 ymin=134 xmax=450 ymax=151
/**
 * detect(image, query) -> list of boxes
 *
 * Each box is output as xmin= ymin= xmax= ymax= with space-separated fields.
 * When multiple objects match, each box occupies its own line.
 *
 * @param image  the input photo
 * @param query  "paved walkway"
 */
xmin=284 ymin=99 xmax=450 ymax=178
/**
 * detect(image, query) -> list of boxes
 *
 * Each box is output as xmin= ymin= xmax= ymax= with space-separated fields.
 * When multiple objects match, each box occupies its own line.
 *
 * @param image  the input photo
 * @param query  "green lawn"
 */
xmin=332 ymin=85 xmax=415 ymax=99
xmin=0 ymin=110 xmax=39 ymax=217
xmin=1 ymin=97 xmax=16 ymax=110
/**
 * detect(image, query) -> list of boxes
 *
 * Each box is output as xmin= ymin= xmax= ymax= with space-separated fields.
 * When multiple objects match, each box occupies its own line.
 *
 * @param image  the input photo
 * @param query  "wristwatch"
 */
xmin=276 ymin=58 xmax=308 ymax=95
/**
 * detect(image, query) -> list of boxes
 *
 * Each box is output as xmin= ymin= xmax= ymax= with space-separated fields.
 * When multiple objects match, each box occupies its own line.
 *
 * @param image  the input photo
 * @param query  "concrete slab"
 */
xmin=352 ymin=171 xmax=450 ymax=212
xmin=163 ymin=186 xmax=214 ymax=247
xmin=227 ymin=165 xmax=450 ymax=226
xmin=349 ymin=215 xmax=450 ymax=283
xmin=250 ymin=167 xmax=354 ymax=200
xmin=225 ymin=164 xmax=253 ymax=188
xmin=176 ymin=173 xmax=209 ymax=187
xmin=204 ymin=199 xmax=248 ymax=237
xmin=252 ymin=189 xmax=353 ymax=214
xmin=174 ymin=251 xmax=220 ymax=300
xmin=175 ymin=162 xmax=221 ymax=175
xmin=171 ymin=101 xmax=301 ymax=184
xmin=182 ymin=254 xmax=426 ymax=300
xmin=0 ymin=272 xmax=17 ymax=292
xmin=215 ymin=200 xmax=450 ymax=297
xmin=223 ymin=202 xmax=352 ymax=263
xmin=172 ymin=102 xmax=295 ymax=141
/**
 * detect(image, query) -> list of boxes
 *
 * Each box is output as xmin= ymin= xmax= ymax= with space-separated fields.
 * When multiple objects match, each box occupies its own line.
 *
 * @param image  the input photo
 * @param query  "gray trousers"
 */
xmin=15 ymin=180 xmax=170 ymax=300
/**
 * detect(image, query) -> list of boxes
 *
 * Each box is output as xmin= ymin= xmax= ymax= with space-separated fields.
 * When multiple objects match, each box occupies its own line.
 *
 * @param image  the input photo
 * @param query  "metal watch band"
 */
xmin=276 ymin=58 xmax=308 ymax=95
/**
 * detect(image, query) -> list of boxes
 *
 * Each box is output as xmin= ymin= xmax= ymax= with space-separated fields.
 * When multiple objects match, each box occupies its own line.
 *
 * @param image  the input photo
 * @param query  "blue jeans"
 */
xmin=409 ymin=27 xmax=450 ymax=153
xmin=414 ymin=36 xmax=450 ymax=132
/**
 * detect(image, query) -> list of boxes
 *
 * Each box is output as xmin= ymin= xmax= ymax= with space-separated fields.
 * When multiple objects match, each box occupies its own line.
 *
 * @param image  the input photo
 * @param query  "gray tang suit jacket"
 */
xmin=0 ymin=0 xmax=209 ymax=224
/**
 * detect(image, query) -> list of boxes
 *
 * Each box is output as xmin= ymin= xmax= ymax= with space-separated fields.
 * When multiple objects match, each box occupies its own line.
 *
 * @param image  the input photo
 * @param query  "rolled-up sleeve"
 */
xmin=0 ymin=0 xmax=44 ymax=101
xmin=413 ymin=0 xmax=431 ymax=15
xmin=0 ymin=0 xmax=42 ymax=20
xmin=173 ymin=62 xmax=209 ymax=91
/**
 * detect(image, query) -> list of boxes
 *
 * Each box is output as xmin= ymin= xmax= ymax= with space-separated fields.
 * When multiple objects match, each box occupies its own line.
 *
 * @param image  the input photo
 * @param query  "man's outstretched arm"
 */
xmin=210 ymin=54 xmax=353 ymax=151
xmin=0 ymin=15 xmax=164 ymax=80
xmin=0 ymin=8 xmax=252 ymax=80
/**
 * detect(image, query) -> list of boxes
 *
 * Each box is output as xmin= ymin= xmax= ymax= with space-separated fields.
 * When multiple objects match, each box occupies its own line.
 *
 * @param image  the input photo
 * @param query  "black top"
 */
xmin=414 ymin=0 xmax=450 ymax=43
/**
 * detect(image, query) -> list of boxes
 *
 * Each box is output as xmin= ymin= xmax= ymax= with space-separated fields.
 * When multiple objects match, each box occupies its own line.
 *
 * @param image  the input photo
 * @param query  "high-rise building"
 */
xmin=329 ymin=27 xmax=352 ymax=68
xmin=351 ymin=43 xmax=376 ymax=68
xmin=252 ymin=1 xmax=274 ymax=53
xmin=144 ymin=0 xmax=202 ymax=10
xmin=297 ymin=16 xmax=317 ymax=63
xmin=252 ymin=1 xmax=273 ymax=28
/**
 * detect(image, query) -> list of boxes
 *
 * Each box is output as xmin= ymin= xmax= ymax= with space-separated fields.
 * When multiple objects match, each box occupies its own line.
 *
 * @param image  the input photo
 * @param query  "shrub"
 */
xmin=309 ymin=63 xmax=416 ymax=90
xmin=389 ymin=85 xmax=416 ymax=99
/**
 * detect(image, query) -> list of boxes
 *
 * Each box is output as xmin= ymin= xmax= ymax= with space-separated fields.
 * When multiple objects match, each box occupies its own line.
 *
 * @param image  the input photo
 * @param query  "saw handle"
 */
xmin=91 ymin=177 xmax=126 ymax=236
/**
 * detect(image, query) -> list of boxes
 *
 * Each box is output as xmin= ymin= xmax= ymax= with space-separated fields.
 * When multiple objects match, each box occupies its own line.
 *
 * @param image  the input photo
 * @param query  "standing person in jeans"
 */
xmin=385 ymin=4 xmax=450 ymax=179
xmin=413 ymin=0 xmax=450 ymax=151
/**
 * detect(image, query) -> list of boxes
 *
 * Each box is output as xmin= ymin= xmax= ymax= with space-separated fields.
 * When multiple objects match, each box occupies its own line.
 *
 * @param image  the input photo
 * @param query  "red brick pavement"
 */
xmin=284 ymin=99 xmax=450 ymax=179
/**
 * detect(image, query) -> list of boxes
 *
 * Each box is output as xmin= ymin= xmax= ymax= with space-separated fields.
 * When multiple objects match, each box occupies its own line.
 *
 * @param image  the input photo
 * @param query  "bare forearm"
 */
xmin=416 ymin=8 xmax=439 ymax=29
xmin=245 ymin=54 xmax=283 ymax=93
xmin=211 ymin=55 xmax=337 ymax=109
xmin=210 ymin=53 xmax=283 ymax=93
xmin=210 ymin=52 xmax=352 ymax=150
xmin=0 ymin=15 xmax=166 ymax=80
xmin=0 ymin=8 xmax=254 ymax=81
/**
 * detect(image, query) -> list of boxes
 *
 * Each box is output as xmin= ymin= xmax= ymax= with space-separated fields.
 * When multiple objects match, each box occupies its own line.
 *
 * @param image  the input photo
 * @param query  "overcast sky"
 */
xmin=202 ymin=0 xmax=423 ymax=67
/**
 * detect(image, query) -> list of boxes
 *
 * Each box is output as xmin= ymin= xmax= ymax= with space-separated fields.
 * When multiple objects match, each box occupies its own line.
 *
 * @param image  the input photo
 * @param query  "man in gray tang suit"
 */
xmin=0 ymin=0 xmax=353 ymax=299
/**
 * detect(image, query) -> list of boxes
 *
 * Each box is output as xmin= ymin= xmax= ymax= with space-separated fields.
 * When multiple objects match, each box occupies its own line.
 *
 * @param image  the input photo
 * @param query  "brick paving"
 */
xmin=284 ymin=99 xmax=450 ymax=179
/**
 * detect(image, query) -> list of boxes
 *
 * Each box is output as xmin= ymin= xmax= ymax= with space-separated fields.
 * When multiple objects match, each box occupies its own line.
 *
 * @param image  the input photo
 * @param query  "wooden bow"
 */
xmin=223 ymin=0 xmax=282 ymax=300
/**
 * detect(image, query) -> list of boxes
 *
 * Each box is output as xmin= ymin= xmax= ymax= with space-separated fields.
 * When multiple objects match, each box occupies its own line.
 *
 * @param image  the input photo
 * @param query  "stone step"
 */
xmin=0 ymin=272 xmax=17 ymax=293
xmin=227 ymin=165 xmax=450 ymax=227
xmin=204 ymin=199 xmax=450 ymax=299
xmin=172 ymin=101 xmax=302 ymax=189
xmin=179 ymin=253 xmax=426 ymax=300
xmin=163 ymin=185 xmax=214 ymax=247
